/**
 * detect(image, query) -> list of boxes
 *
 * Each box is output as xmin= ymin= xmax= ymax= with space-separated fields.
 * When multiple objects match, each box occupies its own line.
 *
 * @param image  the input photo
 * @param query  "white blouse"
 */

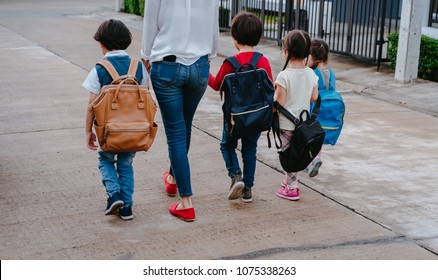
xmin=141 ymin=0 xmax=219 ymax=65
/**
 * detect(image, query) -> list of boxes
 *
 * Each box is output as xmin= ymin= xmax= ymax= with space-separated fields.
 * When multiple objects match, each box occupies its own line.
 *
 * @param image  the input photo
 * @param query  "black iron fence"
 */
xmin=219 ymin=0 xmax=403 ymax=67
xmin=431 ymin=0 xmax=438 ymax=27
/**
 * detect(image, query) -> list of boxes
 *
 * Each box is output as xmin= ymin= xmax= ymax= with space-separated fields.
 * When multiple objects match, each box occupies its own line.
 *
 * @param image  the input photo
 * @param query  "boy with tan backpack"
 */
xmin=83 ymin=19 xmax=157 ymax=220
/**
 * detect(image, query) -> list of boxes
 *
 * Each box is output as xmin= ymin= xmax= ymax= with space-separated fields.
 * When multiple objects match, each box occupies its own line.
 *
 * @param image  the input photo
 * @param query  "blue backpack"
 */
xmin=220 ymin=52 xmax=274 ymax=139
xmin=311 ymin=68 xmax=345 ymax=145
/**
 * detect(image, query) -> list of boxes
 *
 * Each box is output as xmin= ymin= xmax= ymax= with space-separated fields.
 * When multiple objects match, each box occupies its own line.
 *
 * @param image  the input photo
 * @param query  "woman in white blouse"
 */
xmin=141 ymin=0 xmax=219 ymax=222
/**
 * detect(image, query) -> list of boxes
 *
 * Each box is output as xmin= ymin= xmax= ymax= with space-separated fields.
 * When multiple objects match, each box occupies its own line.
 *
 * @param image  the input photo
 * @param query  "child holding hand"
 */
xmin=209 ymin=12 xmax=273 ymax=203
xmin=274 ymin=30 xmax=319 ymax=201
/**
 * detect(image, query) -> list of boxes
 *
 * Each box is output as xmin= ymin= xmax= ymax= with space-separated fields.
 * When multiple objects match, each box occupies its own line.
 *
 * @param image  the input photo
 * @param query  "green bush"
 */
xmin=387 ymin=32 xmax=399 ymax=70
xmin=124 ymin=0 xmax=145 ymax=17
xmin=387 ymin=32 xmax=438 ymax=81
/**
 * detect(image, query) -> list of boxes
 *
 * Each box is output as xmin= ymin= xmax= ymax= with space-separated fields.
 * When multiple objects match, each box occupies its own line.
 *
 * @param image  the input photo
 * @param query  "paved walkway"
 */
xmin=1 ymin=0 xmax=438 ymax=260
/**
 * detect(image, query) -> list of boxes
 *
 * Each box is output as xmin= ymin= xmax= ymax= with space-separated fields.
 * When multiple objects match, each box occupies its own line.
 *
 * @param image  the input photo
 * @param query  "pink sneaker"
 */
xmin=276 ymin=186 xmax=300 ymax=201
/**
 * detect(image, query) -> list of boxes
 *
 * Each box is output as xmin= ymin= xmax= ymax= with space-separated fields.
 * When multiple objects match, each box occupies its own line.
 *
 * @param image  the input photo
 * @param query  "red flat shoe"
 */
xmin=163 ymin=171 xmax=177 ymax=196
xmin=168 ymin=202 xmax=195 ymax=222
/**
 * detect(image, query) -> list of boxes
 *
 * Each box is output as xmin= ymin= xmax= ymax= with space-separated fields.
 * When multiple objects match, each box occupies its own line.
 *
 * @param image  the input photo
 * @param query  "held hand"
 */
xmin=142 ymin=58 xmax=151 ymax=74
xmin=86 ymin=132 xmax=98 ymax=151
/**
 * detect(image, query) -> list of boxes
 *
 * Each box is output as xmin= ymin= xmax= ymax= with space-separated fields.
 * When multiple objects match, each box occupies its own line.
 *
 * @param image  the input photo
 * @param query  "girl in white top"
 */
xmin=275 ymin=30 xmax=319 ymax=201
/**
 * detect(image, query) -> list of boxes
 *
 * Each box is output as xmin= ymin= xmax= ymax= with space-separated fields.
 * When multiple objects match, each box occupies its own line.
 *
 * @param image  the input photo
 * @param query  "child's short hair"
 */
xmin=93 ymin=19 xmax=132 ymax=51
xmin=231 ymin=12 xmax=263 ymax=46
xmin=310 ymin=39 xmax=329 ymax=65
xmin=281 ymin=30 xmax=311 ymax=70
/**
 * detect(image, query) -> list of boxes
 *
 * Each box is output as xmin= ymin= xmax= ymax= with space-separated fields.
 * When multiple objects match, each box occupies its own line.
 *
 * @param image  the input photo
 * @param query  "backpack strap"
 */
xmin=269 ymin=102 xmax=299 ymax=151
xmin=273 ymin=102 xmax=300 ymax=125
xmin=127 ymin=59 xmax=139 ymax=79
xmin=97 ymin=59 xmax=139 ymax=83
xmin=225 ymin=56 xmax=241 ymax=70
xmin=274 ymin=95 xmax=322 ymax=123
xmin=267 ymin=110 xmax=285 ymax=150
xmin=311 ymin=95 xmax=322 ymax=119
xmin=249 ymin=52 xmax=263 ymax=68
xmin=225 ymin=52 xmax=263 ymax=70
xmin=314 ymin=68 xmax=335 ymax=90
xmin=97 ymin=60 xmax=121 ymax=82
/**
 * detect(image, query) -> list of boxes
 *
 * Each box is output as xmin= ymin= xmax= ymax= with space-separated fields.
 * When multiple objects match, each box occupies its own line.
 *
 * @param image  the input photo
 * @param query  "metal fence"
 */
xmin=431 ymin=0 xmax=438 ymax=27
xmin=219 ymin=0 xmax=402 ymax=68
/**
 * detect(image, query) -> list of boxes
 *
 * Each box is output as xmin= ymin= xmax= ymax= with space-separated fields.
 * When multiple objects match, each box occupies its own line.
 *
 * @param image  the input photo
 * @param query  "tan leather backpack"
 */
xmin=92 ymin=59 xmax=158 ymax=152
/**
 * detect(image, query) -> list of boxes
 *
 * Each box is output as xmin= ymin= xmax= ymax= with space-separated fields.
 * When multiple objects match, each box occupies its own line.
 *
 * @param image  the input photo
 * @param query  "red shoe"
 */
xmin=168 ymin=202 xmax=195 ymax=222
xmin=163 ymin=171 xmax=177 ymax=196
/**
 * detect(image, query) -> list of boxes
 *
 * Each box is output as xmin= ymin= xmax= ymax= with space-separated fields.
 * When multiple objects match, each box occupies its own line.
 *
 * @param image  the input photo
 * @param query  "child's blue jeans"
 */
xmin=220 ymin=124 xmax=261 ymax=188
xmin=98 ymin=150 xmax=136 ymax=207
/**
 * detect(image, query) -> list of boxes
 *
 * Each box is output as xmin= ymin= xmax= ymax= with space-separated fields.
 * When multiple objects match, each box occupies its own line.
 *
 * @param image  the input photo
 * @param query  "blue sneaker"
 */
xmin=104 ymin=193 xmax=124 ymax=215
xmin=118 ymin=206 xmax=133 ymax=220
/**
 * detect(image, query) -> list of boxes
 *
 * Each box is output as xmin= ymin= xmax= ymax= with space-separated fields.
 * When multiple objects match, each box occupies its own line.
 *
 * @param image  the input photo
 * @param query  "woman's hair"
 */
xmin=93 ymin=19 xmax=132 ymax=51
xmin=281 ymin=30 xmax=311 ymax=70
xmin=231 ymin=12 xmax=263 ymax=46
xmin=310 ymin=39 xmax=329 ymax=66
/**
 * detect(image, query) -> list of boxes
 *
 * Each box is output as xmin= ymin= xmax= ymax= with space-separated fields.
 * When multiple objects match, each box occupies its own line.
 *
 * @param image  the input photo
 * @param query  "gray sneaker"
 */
xmin=306 ymin=157 xmax=322 ymax=178
xmin=241 ymin=187 xmax=252 ymax=203
xmin=228 ymin=173 xmax=244 ymax=200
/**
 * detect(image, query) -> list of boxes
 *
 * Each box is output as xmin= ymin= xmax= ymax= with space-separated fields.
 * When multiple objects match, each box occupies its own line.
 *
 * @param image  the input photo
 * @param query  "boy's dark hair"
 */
xmin=93 ymin=19 xmax=132 ymax=51
xmin=281 ymin=30 xmax=311 ymax=70
xmin=231 ymin=12 xmax=263 ymax=46
xmin=310 ymin=39 xmax=329 ymax=65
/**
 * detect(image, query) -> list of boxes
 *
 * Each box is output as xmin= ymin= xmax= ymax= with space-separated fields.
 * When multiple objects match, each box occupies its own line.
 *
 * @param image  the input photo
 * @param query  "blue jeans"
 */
xmin=98 ymin=151 xmax=136 ymax=207
xmin=151 ymin=55 xmax=210 ymax=197
xmin=220 ymin=124 xmax=261 ymax=188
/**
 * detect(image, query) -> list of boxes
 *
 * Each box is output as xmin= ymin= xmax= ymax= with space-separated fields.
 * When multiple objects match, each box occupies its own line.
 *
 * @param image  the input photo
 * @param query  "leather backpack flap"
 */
xmin=93 ymin=59 xmax=141 ymax=122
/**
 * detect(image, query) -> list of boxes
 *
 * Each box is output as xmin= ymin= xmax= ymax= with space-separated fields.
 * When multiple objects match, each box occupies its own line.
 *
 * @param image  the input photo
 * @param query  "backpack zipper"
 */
xmin=229 ymin=104 xmax=269 ymax=135
xmin=102 ymin=128 xmax=149 ymax=144
xmin=322 ymin=126 xmax=340 ymax=130
xmin=230 ymin=104 xmax=269 ymax=116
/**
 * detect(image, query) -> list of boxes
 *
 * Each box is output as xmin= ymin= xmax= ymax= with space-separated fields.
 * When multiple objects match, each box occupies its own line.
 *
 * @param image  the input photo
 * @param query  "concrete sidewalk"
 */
xmin=0 ymin=0 xmax=437 ymax=260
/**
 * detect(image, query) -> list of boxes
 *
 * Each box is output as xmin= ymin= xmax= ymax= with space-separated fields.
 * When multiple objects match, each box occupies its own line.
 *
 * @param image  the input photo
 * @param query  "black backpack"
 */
xmin=220 ymin=52 xmax=274 ymax=139
xmin=271 ymin=96 xmax=325 ymax=172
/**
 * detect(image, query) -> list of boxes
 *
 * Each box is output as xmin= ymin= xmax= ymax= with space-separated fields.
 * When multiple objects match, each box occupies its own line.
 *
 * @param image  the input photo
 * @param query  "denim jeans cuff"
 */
xmin=229 ymin=170 xmax=242 ymax=178
xmin=108 ymin=190 xmax=120 ymax=198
